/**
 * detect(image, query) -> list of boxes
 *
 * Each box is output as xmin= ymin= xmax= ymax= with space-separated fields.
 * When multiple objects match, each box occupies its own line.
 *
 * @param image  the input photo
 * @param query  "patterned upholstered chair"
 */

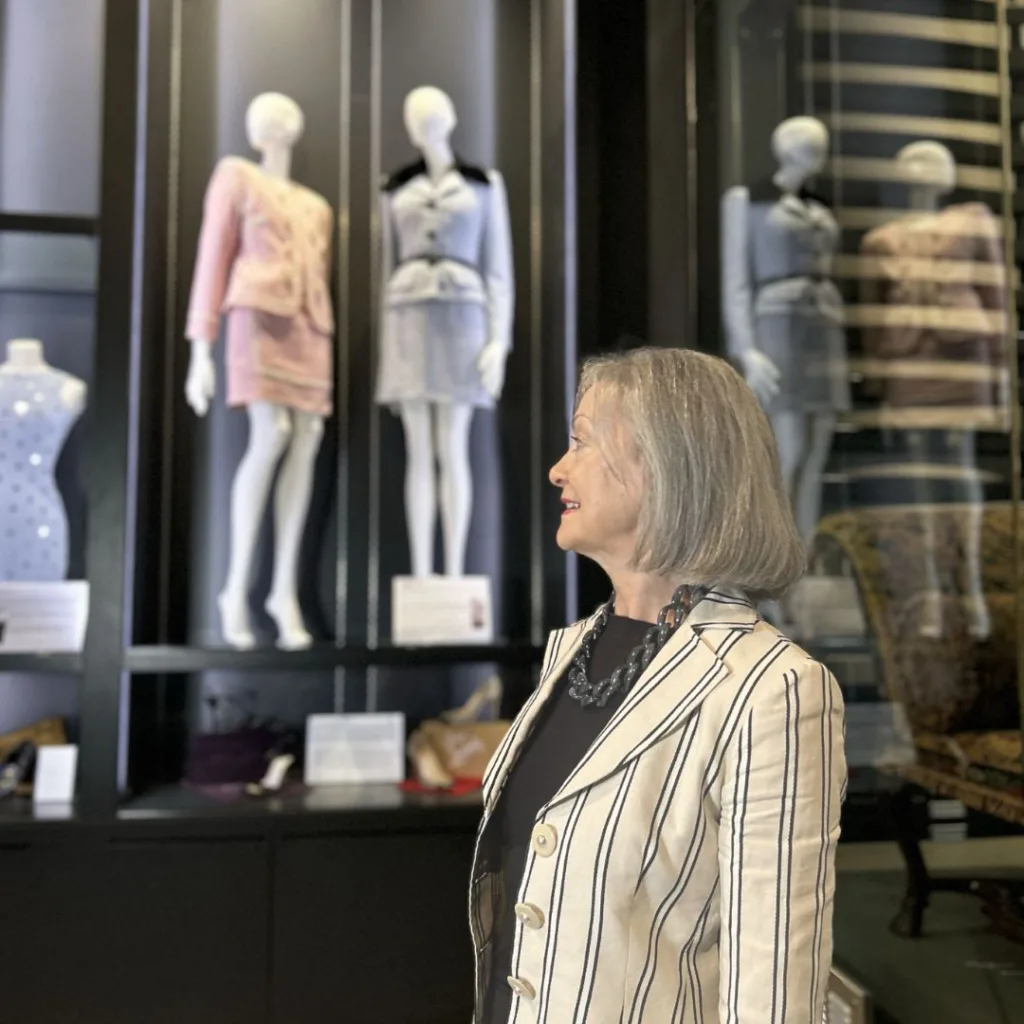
xmin=814 ymin=503 xmax=1024 ymax=940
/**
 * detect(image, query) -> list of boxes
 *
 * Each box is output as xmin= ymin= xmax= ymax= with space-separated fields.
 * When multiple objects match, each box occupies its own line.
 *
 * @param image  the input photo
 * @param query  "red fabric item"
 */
xmin=400 ymin=777 xmax=483 ymax=797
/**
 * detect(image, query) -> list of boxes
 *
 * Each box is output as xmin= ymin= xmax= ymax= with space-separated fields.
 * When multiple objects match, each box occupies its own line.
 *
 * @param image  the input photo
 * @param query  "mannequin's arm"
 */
xmin=973 ymin=206 xmax=1010 ymax=410
xmin=721 ymin=187 xmax=779 ymax=402
xmin=481 ymin=170 xmax=514 ymax=351
xmin=477 ymin=170 xmax=515 ymax=399
xmin=721 ymin=187 xmax=757 ymax=360
xmin=184 ymin=159 xmax=241 ymax=416
xmin=185 ymin=158 xmax=241 ymax=344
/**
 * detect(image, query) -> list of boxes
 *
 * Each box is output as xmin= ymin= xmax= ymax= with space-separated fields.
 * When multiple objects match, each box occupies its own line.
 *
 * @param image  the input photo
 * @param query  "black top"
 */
xmin=483 ymin=614 xmax=652 ymax=1024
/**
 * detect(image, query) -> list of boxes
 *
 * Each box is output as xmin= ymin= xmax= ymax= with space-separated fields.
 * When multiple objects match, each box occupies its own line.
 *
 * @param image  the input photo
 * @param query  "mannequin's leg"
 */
xmin=265 ymin=411 xmax=325 ymax=650
xmin=435 ymin=403 xmax=475 ymax=577
xmin=764 ymin=410 xmax=807 ymax=626
xmin=952 ymin=431 xmax=989 ymax=639
xmin=400 ymin=401 xmax=437 ymax=578
xmin=219 ymin=402 xmax=292 ymax=648
xmin=905 ymin=431 xmax=944 ymax=638
xmin=793 ymin=413 xmax=836 ymax=550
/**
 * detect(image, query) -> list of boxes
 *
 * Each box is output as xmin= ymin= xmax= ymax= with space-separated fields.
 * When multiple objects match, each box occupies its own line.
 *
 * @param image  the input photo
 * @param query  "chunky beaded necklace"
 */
xmin=567 ymin=584 xmax=709 ymax=708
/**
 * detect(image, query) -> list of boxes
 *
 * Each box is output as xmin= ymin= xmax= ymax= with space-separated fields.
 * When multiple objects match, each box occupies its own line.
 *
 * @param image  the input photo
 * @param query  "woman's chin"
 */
xmin=554 ymin=523 xmax=577 ymax=552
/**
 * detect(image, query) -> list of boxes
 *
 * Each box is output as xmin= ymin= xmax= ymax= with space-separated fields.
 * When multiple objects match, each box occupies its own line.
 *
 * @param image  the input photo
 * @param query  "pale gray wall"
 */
xmin=0 ymin=0 xmax=103 ymax=735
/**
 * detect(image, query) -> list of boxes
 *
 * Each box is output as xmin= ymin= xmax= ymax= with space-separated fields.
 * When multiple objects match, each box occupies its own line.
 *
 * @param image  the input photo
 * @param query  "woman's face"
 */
xmin=548 ymin=386 xmax=643 ymax=569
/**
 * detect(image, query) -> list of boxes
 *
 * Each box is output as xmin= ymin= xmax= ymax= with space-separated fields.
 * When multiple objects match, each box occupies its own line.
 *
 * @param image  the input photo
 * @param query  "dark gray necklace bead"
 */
xmin=567 ymin=584 xmax=709 ymax=708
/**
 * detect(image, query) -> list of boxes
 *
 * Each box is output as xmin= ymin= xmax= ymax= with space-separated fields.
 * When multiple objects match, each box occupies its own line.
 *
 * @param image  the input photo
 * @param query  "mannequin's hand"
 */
xmin=738 ymin=348 xmax=781 ymax=406
xmin=185 ymin=340 xmax=216 ymax=417
xmin=477 ymin=340 xmax=509 ymax=400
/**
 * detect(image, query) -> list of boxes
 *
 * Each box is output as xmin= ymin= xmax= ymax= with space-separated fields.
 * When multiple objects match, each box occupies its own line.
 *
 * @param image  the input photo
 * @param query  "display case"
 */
xmin=0 ymin=0 xmax=577 ymax=819
xmin=693 ymin=1 xmax=1024 ymax=1020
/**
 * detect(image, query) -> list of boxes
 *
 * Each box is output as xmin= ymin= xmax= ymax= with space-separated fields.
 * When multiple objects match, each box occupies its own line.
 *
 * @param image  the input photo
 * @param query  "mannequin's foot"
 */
xmin=265 ymin=593 xmax=313 ymax=651
xmin=964 ymin=591 xmax=991 ymax=641
xmin=218 ymin=591 xmax=256 ymax=650
xmin=917 ymin=590 xmax=943 ymax=640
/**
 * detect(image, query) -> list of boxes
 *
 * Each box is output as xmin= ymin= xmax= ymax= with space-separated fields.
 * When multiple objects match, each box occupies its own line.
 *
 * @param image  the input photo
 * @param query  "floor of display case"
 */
xmin=118 ymin=780 xmax=483 ymax=824
xmin=124 ymin=642 xmax=543 ymax=673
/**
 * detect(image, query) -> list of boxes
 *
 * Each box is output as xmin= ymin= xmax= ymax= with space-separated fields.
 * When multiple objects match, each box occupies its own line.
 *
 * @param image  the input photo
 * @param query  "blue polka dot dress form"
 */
xmin=0 ymin=369 xmax=82 ymax=581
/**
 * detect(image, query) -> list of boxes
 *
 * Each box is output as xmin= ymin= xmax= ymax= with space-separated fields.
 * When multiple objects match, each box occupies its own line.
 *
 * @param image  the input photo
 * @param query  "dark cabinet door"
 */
xmin=273 ymin=832 xmax=476 ymax=1024
xmin=0 ymin=835 xmax=269 ymax=1024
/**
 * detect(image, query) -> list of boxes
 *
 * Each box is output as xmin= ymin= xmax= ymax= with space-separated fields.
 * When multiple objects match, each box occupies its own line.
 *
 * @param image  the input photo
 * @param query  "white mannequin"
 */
xmin=890 ymin=140 xmax=988 ymax=639
xmin=397 ymin=86 xmax=508 ymax=578
xmin=184 ymin=93 xmax=322 ymax=650
xmin=721 ymin=117 xmax=836 ymax=553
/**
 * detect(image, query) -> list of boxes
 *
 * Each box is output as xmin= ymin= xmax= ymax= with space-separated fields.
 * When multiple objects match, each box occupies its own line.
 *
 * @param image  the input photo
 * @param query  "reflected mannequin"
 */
xmin=376 ymin=86 xmax=514 ymax=578
xmin=185 ymin=92 xmax=335 ymax=650
xmin=721 ymin=117 xmax=850 ymax=566
xmin=862 ymin=141 xmax=994 ymax=639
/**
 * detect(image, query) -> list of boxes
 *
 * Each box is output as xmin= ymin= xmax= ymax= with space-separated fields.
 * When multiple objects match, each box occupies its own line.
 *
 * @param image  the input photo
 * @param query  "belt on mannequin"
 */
xmin=755 ymin=272 xmax=828 ymax=288
xmin=398 ymin=253 xmax=482 ymax=273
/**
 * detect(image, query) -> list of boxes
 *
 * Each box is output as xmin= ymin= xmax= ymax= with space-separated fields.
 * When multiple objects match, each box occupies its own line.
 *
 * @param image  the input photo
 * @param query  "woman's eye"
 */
xmin=569 ymin=434 xmax=583 ymax=450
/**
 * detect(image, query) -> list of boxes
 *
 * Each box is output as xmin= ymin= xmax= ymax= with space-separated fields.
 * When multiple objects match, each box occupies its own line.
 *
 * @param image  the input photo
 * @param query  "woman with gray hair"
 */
xmin=470 ymin=347 xmax=846 ymax=1024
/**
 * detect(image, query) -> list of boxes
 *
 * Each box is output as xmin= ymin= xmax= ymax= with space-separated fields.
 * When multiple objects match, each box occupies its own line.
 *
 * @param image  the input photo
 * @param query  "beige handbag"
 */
xmin=407 ymin=677 xmax=511 ymax=789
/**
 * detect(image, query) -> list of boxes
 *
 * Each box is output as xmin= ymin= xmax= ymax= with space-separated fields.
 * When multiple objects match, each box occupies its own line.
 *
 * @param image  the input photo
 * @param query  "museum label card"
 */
xmin=304 ymin=713 xmax=406 ymax=786
xmin=392 ymin=575 xmax=493 ymax=645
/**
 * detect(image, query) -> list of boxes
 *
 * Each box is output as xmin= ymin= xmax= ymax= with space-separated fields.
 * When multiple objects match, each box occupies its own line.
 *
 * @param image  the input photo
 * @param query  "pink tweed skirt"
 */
xmin=225 ymin=307 xmax=332 ymax=416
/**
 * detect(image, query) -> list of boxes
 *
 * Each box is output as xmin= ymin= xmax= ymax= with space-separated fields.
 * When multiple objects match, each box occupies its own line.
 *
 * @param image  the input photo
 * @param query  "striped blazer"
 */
xmin=469 ymin=589 xmax=847 ymax=1024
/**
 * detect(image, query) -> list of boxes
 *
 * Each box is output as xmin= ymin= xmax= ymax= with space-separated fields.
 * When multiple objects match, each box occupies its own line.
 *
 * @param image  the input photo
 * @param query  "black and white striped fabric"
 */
xmin=469 ymin=588 xmax=848 ymax=1024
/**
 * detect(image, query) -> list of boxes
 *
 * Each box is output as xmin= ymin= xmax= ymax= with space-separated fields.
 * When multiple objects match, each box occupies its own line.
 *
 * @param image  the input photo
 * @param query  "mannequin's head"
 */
xmin=896 ymin=140 xmax=956 ymax=196
xmin=771 ymin=116 xmax=829 ymax=180
xmin=246 ymin=92 xmax=305 ymax=152
xmin=403 ymin=86 xmax=457 ymax=150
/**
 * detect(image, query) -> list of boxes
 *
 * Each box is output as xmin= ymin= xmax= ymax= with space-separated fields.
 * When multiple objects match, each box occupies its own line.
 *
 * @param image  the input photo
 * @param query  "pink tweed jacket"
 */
xmin=186 ymin=156 xmax=335 ymax=341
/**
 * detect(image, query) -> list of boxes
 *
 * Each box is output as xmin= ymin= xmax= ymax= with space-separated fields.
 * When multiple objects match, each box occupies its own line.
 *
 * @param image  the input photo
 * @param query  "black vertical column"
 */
xmin=78 ymin=0 xmax=140 ymax=815
xmin=535 ymin=0 xmax=578 ymax=632
xmin=646 ymin=0 xmax=696 ymax=349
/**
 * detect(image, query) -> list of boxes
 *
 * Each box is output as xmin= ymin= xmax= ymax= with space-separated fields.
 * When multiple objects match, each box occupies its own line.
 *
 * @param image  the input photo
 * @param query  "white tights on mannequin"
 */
xmin=760 ymin=411 xmax=833 ymax=626
xmin=218 ymin=401 xmax=324 ymax=649
xmin=772 ymin=410 xmax=836 ymax=549
xmin=399 ymin=400 xmax=474 ymax=578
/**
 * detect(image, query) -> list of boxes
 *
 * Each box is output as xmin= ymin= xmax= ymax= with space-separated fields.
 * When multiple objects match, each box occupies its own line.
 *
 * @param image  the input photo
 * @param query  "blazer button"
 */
xmin=514 ymin=902 xmax=545 ymax=929
xmin=531 ymin=823 xmax=557 ymax=857
xmin=507 ymin=976 xmax=536 ymax=1000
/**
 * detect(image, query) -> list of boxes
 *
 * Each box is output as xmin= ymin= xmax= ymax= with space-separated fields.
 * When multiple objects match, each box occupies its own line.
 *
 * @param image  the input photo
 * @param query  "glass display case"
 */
xmin=118 ymin=0 xmax=576 ymax=806
xmin=694 ymin=1 xmax=1024 ymax=1020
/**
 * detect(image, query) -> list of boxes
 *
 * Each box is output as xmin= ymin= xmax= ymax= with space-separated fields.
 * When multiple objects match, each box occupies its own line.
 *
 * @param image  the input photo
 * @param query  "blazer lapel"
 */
xmin=481 ymin=612 xmax=600 ymax=812
xmin=541 ymin=589 xmax=759 ymax=812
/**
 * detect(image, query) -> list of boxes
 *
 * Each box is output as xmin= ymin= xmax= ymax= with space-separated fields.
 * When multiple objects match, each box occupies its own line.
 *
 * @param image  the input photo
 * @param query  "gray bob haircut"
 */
xmin=576 ymin=347 xmax=806 ymax=598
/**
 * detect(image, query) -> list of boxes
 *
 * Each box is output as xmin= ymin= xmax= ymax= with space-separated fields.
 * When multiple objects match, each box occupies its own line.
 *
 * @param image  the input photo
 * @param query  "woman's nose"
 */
xmin=549 ymin=455 xmax=567 ymax=487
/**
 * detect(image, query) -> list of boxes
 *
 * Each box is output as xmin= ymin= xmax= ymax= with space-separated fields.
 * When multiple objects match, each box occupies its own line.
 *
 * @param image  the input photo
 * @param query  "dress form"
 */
xmin=893 ymin=142 xmax=988 ymax=639
xmin=393 ymin=86 xmax=509 ymax=578
xmin=721 ymin=117 xmax=840 ymax=557
xmin=184 ymin=92 xmax=324 ymax=650
xmin=0 ymin=339 xmax=86 ymax=581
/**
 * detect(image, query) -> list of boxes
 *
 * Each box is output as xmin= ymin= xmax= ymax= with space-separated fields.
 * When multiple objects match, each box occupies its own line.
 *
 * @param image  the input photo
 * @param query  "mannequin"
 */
xmin=376 ymin=86 xmax=514 ymax=578
xmin=860 ymin=141 xmax=1001 ymax=639
xmin=185 ymin=92 xmax=335 ymax=650
xmin=0 ymin=338 xmax=86 ymax=581
xmin=721 ymin=117 xmax=849 ymax=559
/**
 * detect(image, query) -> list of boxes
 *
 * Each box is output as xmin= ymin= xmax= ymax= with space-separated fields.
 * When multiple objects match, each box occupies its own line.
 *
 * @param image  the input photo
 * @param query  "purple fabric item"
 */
xmin=185 ymin=727 xmax=282 ymax=785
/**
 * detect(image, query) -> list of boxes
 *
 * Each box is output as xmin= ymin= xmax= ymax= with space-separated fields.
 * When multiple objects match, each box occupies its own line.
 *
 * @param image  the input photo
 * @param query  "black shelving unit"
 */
xmin=0 ymin=3 xmax=580 ymax=1020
